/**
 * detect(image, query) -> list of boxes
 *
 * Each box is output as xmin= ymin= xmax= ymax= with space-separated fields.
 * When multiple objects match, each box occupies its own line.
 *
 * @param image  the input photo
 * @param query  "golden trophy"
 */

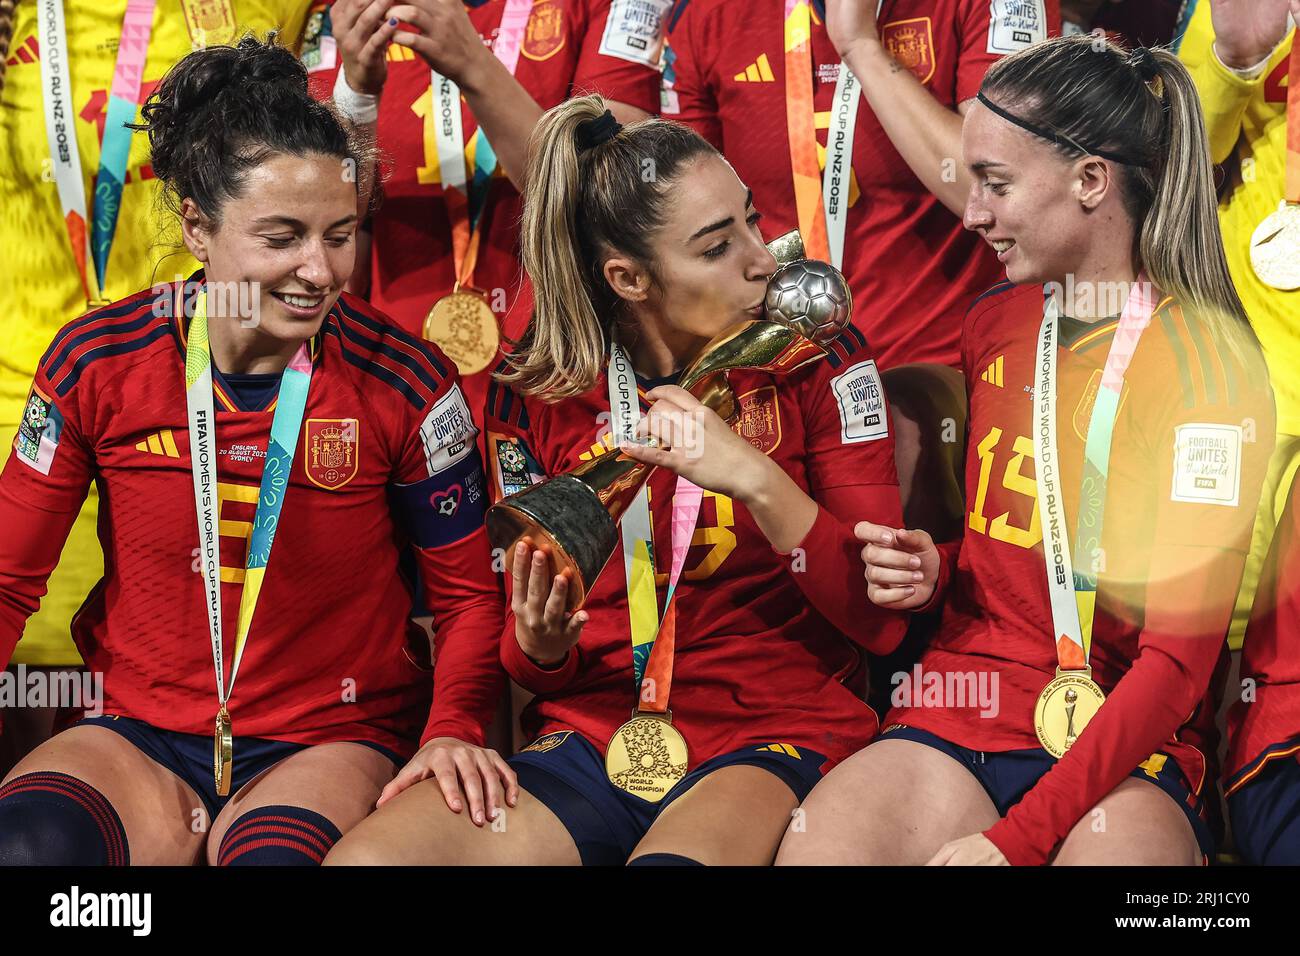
xmin=485 ymin=231 xmax=852 ymax=609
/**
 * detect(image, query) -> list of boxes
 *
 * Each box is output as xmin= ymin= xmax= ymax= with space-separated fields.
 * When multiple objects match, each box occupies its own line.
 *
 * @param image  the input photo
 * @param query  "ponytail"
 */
xmin=501 ymin=95 xmax=718 ymax=399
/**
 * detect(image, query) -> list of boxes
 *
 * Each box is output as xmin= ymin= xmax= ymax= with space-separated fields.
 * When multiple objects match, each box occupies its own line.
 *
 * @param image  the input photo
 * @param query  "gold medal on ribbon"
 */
xmin=214 ymin=706 xmax=233 ymax=796
xmin=1250 ymin=201 xmax=1300 ymax=291
xmin=1033 ymin=668 xmax=1106 ymax=759
xmin=423 ymin=286 xmax=500 ymax=376
xmin=604 ymin=711 xmax=689 ymax=803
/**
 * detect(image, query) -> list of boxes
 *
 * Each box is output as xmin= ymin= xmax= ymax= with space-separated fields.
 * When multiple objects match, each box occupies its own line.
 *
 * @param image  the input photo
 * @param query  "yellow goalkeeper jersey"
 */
xmin=0 ymin=0 xmax=311 ymax=412
xmin=1179 ymin=1 xmax=1299 ymax=434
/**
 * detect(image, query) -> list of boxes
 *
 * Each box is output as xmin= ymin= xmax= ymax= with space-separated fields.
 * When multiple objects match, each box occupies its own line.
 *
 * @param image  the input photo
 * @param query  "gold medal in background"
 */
xmin=605 ymin=711 xmax=689 ymax=803
xmin=214 ymin=706 xmax=233 ymax=796
xmin=1251 ymin=42 xmax=1300 ymax=291
xmin=423 ymin=284 xmax=500 ymax=376
xmin=1034 ymin=668 xmax=1106 ymax=759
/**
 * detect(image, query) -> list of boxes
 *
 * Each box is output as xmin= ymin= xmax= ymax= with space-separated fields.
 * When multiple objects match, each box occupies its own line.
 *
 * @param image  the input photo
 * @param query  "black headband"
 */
xmin=575 ymin=110 xmax=622 ymax=153
xmin=975 ymin=91 xmax=1148 ymax=167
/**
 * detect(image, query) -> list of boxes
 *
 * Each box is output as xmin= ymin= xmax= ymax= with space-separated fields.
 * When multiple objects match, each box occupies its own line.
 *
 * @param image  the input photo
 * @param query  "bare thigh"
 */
xmin=324 ymin=772 xmax=581 ymax=866
xmin=629 ymin=764 xmax=799 ymax=865
xmin=1053 ymin=776 xmax=1202 ymax=866
xmin=3 ymin=725 xmax=205 ymax=865
xmin=207 ymin=742 xmax=397 ymax=865
xmin=775 ymin=739 xmax=1000 ymax=865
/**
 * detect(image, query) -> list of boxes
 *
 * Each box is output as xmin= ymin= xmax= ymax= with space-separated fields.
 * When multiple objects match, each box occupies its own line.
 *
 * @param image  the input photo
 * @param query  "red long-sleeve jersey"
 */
xmin=1226 ymin=470 xmax=1300 ymax=794
xmin=888 ymin=281 xmax=1274 ymax=865
xmin=485 ymin=327 xmax=907 ymax=769
xmin=0 ymin=280 xmax=504 ymax=757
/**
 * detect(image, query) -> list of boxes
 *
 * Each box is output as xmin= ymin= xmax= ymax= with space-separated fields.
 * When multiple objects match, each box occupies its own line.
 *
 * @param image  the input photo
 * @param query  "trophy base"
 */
xmin=486 ymin=474 xmax=622 ymax=611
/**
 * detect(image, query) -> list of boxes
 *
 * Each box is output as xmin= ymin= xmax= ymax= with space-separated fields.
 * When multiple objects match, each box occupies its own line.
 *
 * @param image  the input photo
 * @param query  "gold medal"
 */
xmin=604 ymin=711 xmax=689 ymax=803
xmin=1034 ymin=668 xmax=1106 ymax=759
xmin=214 ymin=707 xmax=233 ymax=796
xmin=1250 ymin=201 xmax=1300 ymax=291
xmin=423 ymin=287 xmax=500 ymax=376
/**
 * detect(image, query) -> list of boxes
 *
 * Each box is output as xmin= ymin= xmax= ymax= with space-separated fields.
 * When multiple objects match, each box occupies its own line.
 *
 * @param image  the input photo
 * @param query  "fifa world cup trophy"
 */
xmin=485 ymin=231 xmax=853 ymax=609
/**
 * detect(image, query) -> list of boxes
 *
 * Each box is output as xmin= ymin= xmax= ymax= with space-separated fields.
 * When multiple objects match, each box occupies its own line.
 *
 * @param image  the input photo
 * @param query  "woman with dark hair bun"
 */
xmin=0 ymin=35 xmax=510 ymax=866
xmin=779 ymin=34 xmax=1276 ymax=866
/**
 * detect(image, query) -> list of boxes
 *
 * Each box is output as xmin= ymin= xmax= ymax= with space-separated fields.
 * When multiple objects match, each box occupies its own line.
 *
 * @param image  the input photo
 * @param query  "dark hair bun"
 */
xmin=132 ymin=33 xmax=369 ymax=222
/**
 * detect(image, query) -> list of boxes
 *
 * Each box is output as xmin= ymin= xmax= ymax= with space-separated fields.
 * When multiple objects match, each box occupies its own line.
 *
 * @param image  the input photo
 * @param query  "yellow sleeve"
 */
xmin=1178 ymin=1 xmax=1263 ymax=167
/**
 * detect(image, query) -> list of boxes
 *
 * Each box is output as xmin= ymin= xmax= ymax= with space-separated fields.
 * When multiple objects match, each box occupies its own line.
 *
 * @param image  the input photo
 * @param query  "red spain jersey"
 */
xmin=484 ymin=329 xmax=907 ymax=769
xmin=0 ymin=279 xmax=505 ymax=757
xmin=661 ymin=0 xmax=1059 ymax=369
xmin=1226 ymin=473 xmax=1300 ymax=794
xmin=887 ymin=282 xmax=1275 ymax=865
xmin=303 ymin=0 xmax=663 ymax=344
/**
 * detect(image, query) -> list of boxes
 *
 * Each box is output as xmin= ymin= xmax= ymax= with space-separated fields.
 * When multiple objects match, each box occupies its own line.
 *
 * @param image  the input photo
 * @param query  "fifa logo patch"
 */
xmin=15 ymin=386 xmax=64 ymax=476
xmin=305 ymin=418 xmax=359 ymax=490
xmin=881 ymin=18 xmax=935 ymax=84
xmin=736 ymin=386 xmax=782 ymax=455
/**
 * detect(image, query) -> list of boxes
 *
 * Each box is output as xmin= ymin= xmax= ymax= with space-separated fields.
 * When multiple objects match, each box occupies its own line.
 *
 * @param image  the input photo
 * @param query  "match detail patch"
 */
xmin=986 ymin=0 xmax=1047 ymax=55
xmin=831 ymin=359 xmax=889 ymax=444
xmin=598 ymin=0 xmax=673 ymax=68
xmin=15 ymin=386 xmax=65 ymax=476
xmin=1170 ymin=423 xmax=1242 ymax=507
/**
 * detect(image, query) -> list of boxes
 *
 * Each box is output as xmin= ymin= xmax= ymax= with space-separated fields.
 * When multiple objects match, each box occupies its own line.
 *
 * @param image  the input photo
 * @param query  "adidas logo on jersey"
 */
xmin=385 ymin=43 xmax=416 ymax=62
xmin=5 ymin=35 xmax=38 ymax=67
xmin=134 ymin=430 xmax=180 ymax=458
xmin=734 ymin=53 xmax=775 ymax=82
xmin=980 ymin=355 xmax=1004 ymax=388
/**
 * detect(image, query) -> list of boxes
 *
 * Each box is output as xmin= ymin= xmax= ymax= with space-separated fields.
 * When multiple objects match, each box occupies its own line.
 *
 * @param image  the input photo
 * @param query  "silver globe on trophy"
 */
xmin=485 ymin=230 xmax=853 ymax=609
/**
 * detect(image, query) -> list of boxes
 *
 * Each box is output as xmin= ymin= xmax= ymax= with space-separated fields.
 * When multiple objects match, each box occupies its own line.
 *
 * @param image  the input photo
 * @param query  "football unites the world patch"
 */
xmin=986 ymin=0 xmax=1048 ymax=55
xmin=419 ymin=385 xmax=478 ymax=476
xmin=830 ymin=359 xmax=889 ymax=444
xmin=598 ymin=0 xmax=673 ymax=68
xmin=1170 ymin=423 xmax=1243 ymax=507
xmin=15 ymin=386 xmax=65 ymax=476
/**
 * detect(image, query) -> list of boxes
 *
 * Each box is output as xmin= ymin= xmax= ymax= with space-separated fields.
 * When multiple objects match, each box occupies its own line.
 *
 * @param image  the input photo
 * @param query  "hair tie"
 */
xmin=575 ymin=110 xmax=622 ymax=153
xmin=1128 ymin=47 xmax=1165 ymax=98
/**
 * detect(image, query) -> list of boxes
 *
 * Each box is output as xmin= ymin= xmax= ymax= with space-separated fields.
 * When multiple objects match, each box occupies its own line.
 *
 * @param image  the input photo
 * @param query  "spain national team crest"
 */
xmin=522 ymin=0 xmax=566 ymax=61
xmin=305 ymin=418 xmax=359 ymax=490
xmin=736 ymin=386 xmax=782 ymax=456
xmin=1072 ymin=370 xmax=1128 ymax=441
xmin=881 ymin=17 xmax=935 ymax=84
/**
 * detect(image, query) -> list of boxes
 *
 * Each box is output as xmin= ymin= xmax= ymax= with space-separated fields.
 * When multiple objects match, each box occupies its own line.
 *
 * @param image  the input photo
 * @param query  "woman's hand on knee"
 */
xmin=925 ymin=832 xmax=1008 ymax=866
xmin=377 ymin=737 xmax=518 ymax=827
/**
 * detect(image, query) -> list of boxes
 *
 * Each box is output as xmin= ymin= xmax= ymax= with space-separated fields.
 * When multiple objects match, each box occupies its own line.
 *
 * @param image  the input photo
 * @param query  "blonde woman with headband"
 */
xmin=329 ymin=95 xmax=907 ymax=866
xmin=778 ymin=34 xmax=1275 ymax=866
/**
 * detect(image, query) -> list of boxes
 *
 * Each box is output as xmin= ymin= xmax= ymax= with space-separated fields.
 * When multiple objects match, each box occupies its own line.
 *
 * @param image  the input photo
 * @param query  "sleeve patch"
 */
xmin=419 ymin=385 xmax=478 ymax=476
xmin=489 ymin=431 xmax=545 ymax=500
xmin=1171 ymin=423 xmax=1242 ymax=507
xmin=831 ymin=360 xmax=889 ymax=444
xmin=986 ymin=0 xmax=1047 ymax=55
xmin=15 ymin=387 xmax=64 ymax=476
xmin=394 ymin=449 xmax=489 ymax=549
xmin=598 ymin=0 xmax=673 ymax=68
xmin=300 ymin=8 xmax=338 ymax=73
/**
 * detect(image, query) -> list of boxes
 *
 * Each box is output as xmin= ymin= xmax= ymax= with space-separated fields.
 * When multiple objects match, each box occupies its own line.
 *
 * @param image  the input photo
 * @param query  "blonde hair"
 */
xmin=500 ymin=94 xmax=717 ymax=399
xmin=981 ymin=35 xmax=1258 ymax=359
xmin=0 ymin=0 xmax=17 ymax=101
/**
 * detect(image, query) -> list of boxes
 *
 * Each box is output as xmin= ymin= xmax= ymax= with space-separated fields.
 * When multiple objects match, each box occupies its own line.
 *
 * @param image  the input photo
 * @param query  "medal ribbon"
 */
xmin=38 ymin=0 xmax=157 ymax=305
xmin=431 ymin=0 xmax=532 ymax=291
xmin=1034 ymin=278 xmax=1159 ymax=671
xmin=1286 ymin=36 xmax=1299 ymax=205
xmin=92 ymin=0 xmax=158 ymax=297
xmin=606 ymin=342 xmax=704 ymax=714
xmin=782 ymin=0 xmax=880 ymax=268
xmin=185 ymin=288 xmax=313 ymax=717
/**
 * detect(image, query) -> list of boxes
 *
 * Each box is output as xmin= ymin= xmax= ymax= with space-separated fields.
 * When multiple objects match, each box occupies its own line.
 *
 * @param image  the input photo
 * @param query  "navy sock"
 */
xmin=626 ymin=852 xmax=704 ymax=866
xmin=0 ymin=772 xmax=129 ymax=865
xmin=217 ymin=804 xmax=342 ymax=866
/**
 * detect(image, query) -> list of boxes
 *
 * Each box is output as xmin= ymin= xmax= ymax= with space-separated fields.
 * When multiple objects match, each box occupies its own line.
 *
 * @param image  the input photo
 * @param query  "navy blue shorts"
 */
xmin=77 ymin=715 xmax=401 ymax=820
xmin=1228 ymin=753 xmax=1300 ymax=865
xmin=881 ymin=724 xmax=1215 ymax=862
xmin=508 ymin=730 xmax=827 ymax=865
